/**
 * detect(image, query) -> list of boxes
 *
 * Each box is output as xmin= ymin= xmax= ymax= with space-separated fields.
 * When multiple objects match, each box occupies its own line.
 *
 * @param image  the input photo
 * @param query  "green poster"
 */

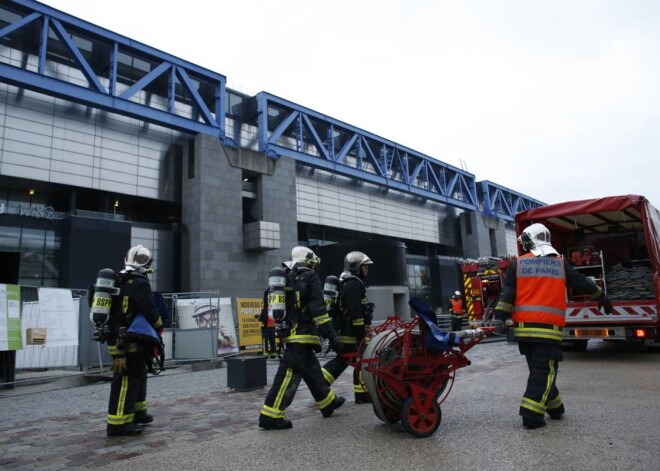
xmin=0 ymin=284 xmax=22 ymax=351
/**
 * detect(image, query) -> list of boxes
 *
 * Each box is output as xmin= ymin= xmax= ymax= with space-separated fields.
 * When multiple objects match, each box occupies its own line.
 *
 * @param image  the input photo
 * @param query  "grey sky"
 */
xmin=40 ymin=0 xmax=660 ymax=207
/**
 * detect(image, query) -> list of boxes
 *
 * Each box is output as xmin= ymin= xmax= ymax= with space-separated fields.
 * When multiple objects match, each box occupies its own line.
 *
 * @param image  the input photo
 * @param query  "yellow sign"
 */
xmin=236 ymin=298 xmax=264 ymax=352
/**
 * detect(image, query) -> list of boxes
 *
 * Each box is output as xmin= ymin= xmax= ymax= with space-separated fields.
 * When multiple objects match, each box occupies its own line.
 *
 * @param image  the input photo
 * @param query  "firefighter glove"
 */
xmin=597 ymin=292 xmax=613 ymax=315
xmin=110 ymin=356 xmax=127 ymax=374
xmin=493 ymin=309 xmax=510 ymax=323
xmin=354 ymin=324 xmax=367 ymax=343
xmin=330 ymin=335 xmax=343 ymax=354
xmin=492 ymin=320 xmax=508 ymax=335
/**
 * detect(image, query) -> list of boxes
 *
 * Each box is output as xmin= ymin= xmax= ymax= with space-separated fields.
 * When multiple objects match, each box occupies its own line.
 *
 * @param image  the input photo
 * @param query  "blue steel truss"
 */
xmin=0 ymin=0 xmax=230 ymax=142
xmin=257 ymin=92 xmax=478 ymax=211
xmin=480 ymin=180 xmax=545 ymax=221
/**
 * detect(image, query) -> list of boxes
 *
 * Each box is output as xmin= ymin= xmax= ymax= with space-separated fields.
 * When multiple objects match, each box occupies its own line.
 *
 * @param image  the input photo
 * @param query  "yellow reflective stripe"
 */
xmin=339 ymin=335 xmax=357 ymax=344
xmin=260 ymin=404 xmax=285 ymax=419
xmin=541 ymin=360 xmax=556 ymax=406
xmin=107 ymin=376 xmax=135 ymax=425
xmin=514 ymin=327 xmax=563 ymax=342
xmin=135 ymin=401 xmax=146 ymax=413
xmin=321 ymin=368 xmax=335 ymax=384
xmin=317 ymin=390 xmax=336 ymax=409
xmin=354 ymin=384 xmax=366 ymax=393
xmin=284 ymin=334 xmax=321 ymax=345
xmin=313 ymin=313 xmax=330 ymax=325
xmin=273 ymin=368 xmax=293 ymax=412
xmin=107 ymin=345 xmax=120 ymax=355
xmin=547 ymin=395 xmax=562 ymax=409
xmin=521 ymin=396 xmax=546 ymax=415
xmin=353 ymin=319 xmax=365 ymax=326
xmin=495 ymin=300 xmax=513 ymax=312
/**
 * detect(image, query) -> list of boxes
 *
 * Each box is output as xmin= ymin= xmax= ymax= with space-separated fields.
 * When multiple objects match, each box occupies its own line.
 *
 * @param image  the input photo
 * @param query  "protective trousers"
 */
xmin=107 ymin=351 xmax=148 ymax=430
xmin=260 ymin=343 xmax=337 ymax=420
xmin=518 ymin=341 xmax=564 ymax=420
xmin=322 ymin=342 xmax=367 ymax=397
xmin=261 ymin=327 xmax=277 ymax=356
xmin=451 ymin=315 xmax=464 ymax=332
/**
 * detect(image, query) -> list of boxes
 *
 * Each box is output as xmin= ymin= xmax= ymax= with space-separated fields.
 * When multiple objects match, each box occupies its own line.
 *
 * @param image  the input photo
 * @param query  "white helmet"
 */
xmin=291 ymin=246 xmax=320 ymax=267
xmin=344 ymin=251 xmax=373 ymax=274
xmin=125 ymin=245 xmax=152 ymax=272
xmin=518 ymin=223 xmax=559 ymax=257
xmin=454 ymin=291 xmax=461 ymax=297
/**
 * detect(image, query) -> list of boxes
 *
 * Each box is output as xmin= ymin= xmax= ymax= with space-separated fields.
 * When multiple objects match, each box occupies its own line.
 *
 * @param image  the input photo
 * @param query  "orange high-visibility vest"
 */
xmin=513 ymin=253 xmax=567 ymax=328
xmin=450 ymin=298 xmax=464 ymax=315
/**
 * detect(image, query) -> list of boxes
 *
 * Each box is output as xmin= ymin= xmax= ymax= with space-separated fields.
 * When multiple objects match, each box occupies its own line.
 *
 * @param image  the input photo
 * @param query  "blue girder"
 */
xmin=0 ymin=0 xmax=229 ymax=141
xmin=480 ymin=180 xmax=545 ymax=221
xmin=257 ymin=92 xmax=479 ymax=211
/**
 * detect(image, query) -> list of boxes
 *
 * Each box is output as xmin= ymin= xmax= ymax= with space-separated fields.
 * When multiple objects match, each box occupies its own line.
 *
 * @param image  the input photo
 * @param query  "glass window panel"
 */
xmin=45 ymin=231 xmax=60 ymax=252
xmin=0 ymin=226 xmax=20 ymax=251
xmin=19 ymin=252 xmax=43 ymax=283
xmin=20 ymin=228 xmax=45 ymax=251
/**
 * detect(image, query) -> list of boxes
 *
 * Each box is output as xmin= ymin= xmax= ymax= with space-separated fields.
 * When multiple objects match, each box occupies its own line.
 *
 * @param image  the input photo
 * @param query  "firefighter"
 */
xmin=258 ymin=246 xmax=345 ymax=430
xmin=449 ymin=290 xmax=465 ymax=331
xmin=257 ymin=289 xmax=278 ymax=358
xmin=322 ymin=251 xmax=375 ymax=404
xmin=493 ymin=223 xmax=613 ymax=429
xmin=106 ymin=245 xmax=163 ymax=437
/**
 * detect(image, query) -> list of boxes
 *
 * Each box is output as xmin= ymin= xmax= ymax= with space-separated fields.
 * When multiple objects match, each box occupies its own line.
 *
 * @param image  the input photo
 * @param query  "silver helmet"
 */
xmin=344 ymin=251 xmax=373 ymax=274
xmin=125 ymin=245 xmax=152 ymax=272
xmin=518 ymin=223 xmax=559 ymax=256
xmin=291 ymin=246 xmax=321 ymax=267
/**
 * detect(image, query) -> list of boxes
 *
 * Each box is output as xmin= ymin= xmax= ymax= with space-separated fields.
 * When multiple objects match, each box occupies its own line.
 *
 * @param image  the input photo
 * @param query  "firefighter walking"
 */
xmin=105 ymin=245 xmax=164 ymax=437
xmin=258 ymin=246 xmax=345 ymax=430
xmin=322 ymin=251 xmax=374 ymax=404
xmin=449 ymin=291 xmax=465 ymax=331
xmin=494 ymin=223 xmax=612 ymax=429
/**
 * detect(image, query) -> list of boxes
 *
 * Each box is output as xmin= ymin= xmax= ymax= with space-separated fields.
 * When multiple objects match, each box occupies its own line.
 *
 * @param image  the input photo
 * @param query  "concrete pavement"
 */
xmin=1 ymin=340 xmax=659 ymax=470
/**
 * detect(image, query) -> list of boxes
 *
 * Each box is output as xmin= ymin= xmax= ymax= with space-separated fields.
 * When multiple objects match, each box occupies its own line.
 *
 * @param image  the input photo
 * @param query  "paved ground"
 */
xmin=1 ymin=339 xmax=659 ymax=470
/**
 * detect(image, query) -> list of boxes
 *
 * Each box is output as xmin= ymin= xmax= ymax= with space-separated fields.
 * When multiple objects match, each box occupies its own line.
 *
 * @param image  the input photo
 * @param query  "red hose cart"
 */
xmin=357 ymin=297 xmax=494 ymax=438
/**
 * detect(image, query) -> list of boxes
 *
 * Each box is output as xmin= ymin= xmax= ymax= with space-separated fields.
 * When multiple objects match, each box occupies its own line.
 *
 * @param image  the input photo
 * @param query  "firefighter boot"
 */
xmin=258 ymin=415 xmax=293 ymax=430
xmin=134 ymin=412 xmax=154 ymax=425
xmin=106 ymin=423 xmax=142 ymax=437
xmin=522 ymin=416 xmax=546 ymax=429
xmin=547 ymin=404 xmax=565 ymax=420
xmin=321 ymin=396 xmax=346 ymax=418
xmin=355 ymin=393 xmax=373 ymax=404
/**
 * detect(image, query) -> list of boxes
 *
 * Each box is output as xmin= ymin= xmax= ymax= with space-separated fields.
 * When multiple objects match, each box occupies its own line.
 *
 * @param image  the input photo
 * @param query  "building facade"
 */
xmin=0 ymin=1 xmax=541 ymax=314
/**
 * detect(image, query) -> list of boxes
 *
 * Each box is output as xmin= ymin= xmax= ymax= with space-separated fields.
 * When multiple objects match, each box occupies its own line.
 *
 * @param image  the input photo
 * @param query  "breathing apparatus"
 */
xmin=89 ymin=268 xmax=120 ymax=342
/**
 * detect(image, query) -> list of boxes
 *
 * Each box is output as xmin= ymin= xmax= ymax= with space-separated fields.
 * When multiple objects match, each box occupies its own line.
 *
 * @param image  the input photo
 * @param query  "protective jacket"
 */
xmin=282 ymin=263 xmax=336 ymax=349
xmin=495 ymin=254 xmax=603 ymax=344
xmin=107 ymin=270 xmax=163 ymax=356
xmin=335 ymin=273 xmax=370 ymax=345
xmin=450 ymin=298 xmax=464 ymax=316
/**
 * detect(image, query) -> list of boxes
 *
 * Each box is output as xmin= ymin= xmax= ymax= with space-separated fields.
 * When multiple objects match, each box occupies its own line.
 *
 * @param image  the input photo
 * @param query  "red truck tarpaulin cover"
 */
xmin=515 ymin=194 xmax=660 ymax=274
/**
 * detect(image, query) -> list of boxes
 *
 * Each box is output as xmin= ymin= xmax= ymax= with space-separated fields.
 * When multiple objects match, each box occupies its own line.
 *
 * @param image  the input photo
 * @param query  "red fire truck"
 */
xmin=515 ymin=194 xmax=660 ymax=350
xmin=459 ymin=257 xmax=512 ymax=325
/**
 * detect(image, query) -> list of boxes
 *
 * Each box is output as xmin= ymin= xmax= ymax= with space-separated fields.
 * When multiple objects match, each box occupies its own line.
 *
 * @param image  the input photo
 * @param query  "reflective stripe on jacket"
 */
xmin=512 ymin=253 xmax=567 ymax=341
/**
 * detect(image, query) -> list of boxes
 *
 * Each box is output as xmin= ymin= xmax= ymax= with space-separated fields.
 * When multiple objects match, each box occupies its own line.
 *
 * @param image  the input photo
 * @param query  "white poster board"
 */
xmin=175 ymin=297 xmax=238 ymax=356
xmin=37 ymin=288 xmax=78 ymax=347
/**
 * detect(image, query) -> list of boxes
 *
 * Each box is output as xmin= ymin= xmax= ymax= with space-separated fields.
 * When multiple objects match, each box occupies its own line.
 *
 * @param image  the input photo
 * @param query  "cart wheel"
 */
xmin=401 ymin=395 xmax=442 ymax=438
xmin=373 ymin=404 xmax=400 ymax=423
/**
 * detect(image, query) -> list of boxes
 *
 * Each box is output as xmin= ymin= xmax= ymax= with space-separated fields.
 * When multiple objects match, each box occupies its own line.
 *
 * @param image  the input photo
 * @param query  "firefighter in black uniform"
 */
xmin=494 ymin=223 xmax=612 ymax=429
xmin=106 ymin=245 xmax=163 ymax=437
xmin=322 ymin=251 xmax=374 ymax=404
xmin=257 ymin=289 xmax=278 ymax=358
xmin=258 ymin=246 xmax=345 ymax=430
